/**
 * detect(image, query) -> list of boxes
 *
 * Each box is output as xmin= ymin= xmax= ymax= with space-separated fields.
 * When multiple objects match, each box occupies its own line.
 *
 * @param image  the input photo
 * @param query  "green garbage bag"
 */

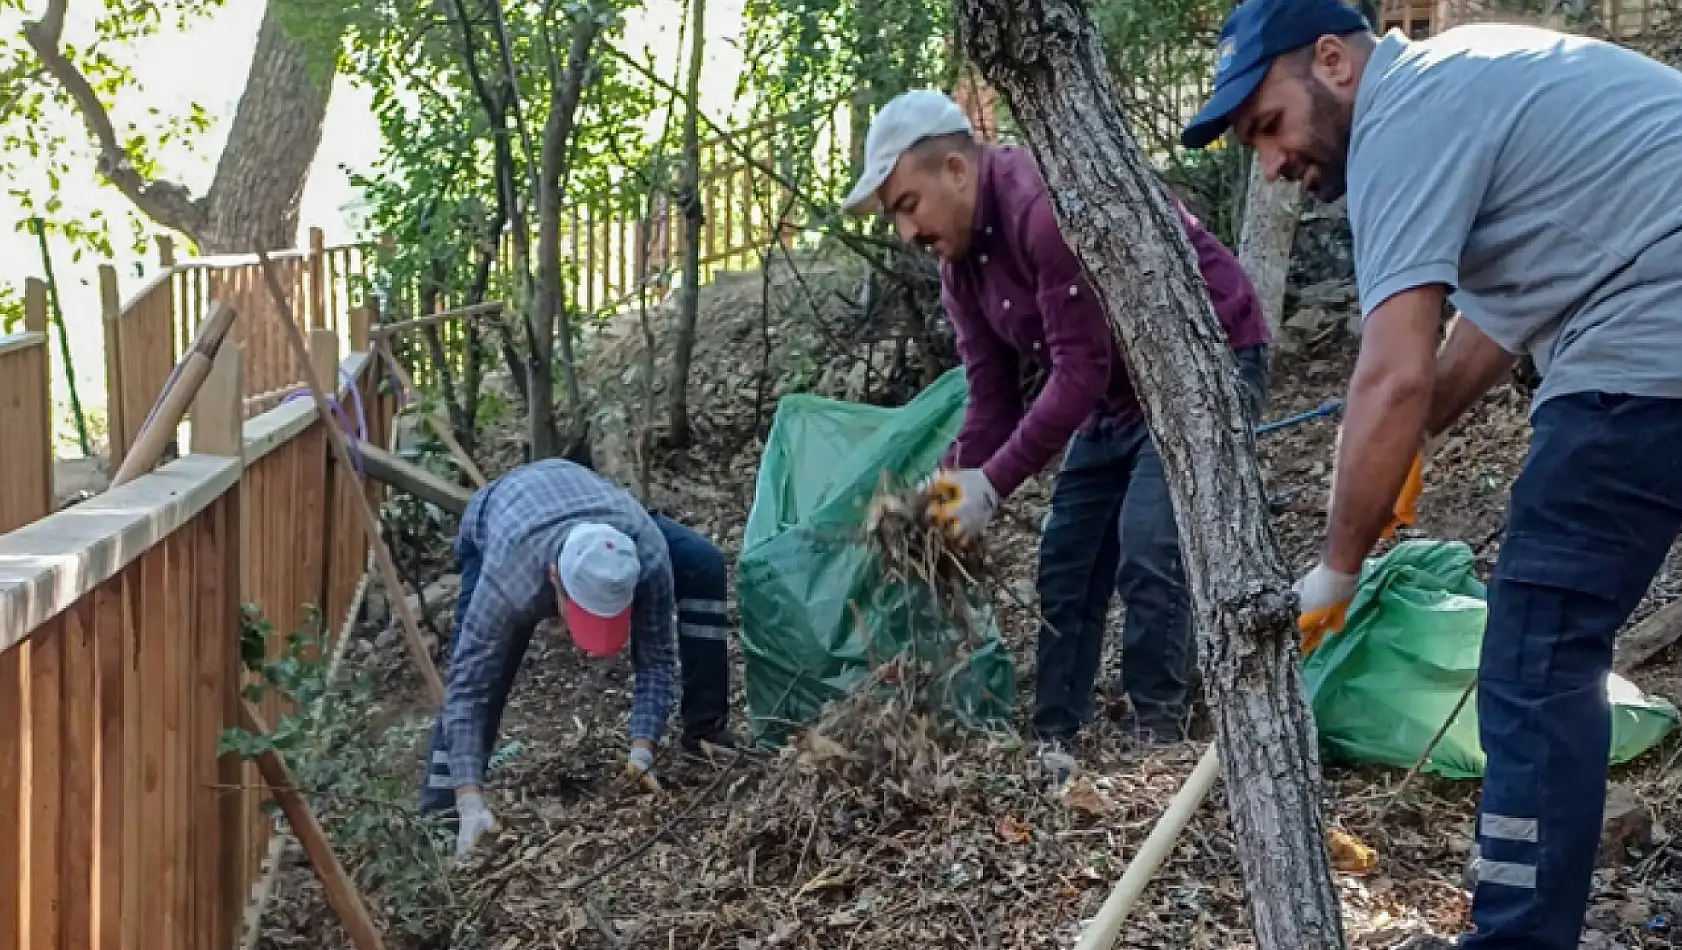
xmin=1300 ymin=538 xmax=1678 ymax=778
xmin=736 ymin=368 xmax=1016 ymax=747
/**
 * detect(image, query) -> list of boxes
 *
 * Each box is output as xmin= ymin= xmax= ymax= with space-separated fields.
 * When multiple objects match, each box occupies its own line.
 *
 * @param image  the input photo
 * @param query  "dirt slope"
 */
xmin=257 ymin=257 xmax=1682 ymax=950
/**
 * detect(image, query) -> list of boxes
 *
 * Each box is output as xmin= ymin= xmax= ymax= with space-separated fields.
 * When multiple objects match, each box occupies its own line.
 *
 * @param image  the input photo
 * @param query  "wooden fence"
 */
xmin=0 ymin=343 xmax=393 ymax=950
xmin=383 ymin=98 xmax=855 ymax=323
xmin=0 ymin=281 xmax=53 ymax=536
xmin=98 ymin=231 xmax=373 ymax=478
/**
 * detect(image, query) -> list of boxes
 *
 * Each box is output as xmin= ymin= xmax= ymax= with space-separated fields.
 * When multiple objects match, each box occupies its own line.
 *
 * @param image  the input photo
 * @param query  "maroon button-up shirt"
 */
xmin=939 ymin=145 xmax=1271 ymax=498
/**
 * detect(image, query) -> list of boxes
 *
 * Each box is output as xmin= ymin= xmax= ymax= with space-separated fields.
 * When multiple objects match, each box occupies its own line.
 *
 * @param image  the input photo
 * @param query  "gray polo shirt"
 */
xmin=1348 ymin=24 xmax=1682 ymax=410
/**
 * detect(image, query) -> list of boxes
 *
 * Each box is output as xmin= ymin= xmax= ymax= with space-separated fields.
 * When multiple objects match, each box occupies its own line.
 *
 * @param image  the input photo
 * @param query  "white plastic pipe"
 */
xmin=1073 ymin=743 xmax=1222 ymax=950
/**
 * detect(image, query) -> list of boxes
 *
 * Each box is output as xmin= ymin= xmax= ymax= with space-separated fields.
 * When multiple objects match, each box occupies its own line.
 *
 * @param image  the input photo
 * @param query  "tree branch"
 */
xmin=23 ymin=0 xmax=209 ymax=244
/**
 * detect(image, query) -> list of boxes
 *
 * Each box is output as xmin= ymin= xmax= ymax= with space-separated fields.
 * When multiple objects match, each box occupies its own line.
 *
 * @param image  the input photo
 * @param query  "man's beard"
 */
xmin=1300 ymin=79 xmax=1352 ymax=202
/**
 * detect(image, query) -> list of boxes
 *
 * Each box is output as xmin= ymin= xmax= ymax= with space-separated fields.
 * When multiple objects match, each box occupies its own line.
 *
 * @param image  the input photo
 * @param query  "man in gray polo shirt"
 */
xmin=1183 ymin=1 xmax=1682 ymax=947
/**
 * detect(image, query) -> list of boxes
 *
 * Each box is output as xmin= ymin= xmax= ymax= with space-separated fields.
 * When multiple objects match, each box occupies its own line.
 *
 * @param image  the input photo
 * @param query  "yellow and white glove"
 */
xmin=922 ymin=468 xmax=999 ymax=540
xmin=1294 ymin=562 xmax=1360 ymax=655
xmin=455 ymin=790 xmax=496 ymax=859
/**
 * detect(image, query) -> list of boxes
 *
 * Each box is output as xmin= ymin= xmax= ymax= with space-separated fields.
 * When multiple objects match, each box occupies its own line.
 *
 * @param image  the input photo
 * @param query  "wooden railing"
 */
xmin=0 ymin=346 xmax=393 ymax=950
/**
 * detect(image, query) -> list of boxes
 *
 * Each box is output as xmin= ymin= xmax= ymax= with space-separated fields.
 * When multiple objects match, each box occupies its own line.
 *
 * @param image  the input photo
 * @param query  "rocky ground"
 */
xmin=255 ymin=247 xmax=1682 ymax=950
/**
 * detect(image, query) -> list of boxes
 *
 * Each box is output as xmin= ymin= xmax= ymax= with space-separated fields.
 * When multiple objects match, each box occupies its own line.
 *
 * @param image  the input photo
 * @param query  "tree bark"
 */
xmin=954 ymin=3 xmax=1346 ymax=948
xmin=201 ymin=3 xmax=336 ymax=252
xmin=666 ymin=0 xmax=708 ymax=448
xmin=1237 ymin=157 xmax=1302 ymax=342
xmin=26 ymin=0 xmax=337 ymax=254
xmin=531 ymin=13 xmax=602 ymax=459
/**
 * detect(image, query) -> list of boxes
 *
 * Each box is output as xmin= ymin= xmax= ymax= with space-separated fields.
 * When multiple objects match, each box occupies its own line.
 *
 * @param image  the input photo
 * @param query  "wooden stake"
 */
xmin=251 ymin=248 xmax=445 ymax=705
xmin=375 ymin=338 xmax=487 ymax=489
xmin=240 ymin=703 xmax=389 ymax=950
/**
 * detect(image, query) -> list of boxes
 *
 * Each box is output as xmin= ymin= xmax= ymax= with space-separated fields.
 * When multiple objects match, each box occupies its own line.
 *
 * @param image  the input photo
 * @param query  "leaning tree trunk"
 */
xmin=955 ymin=4 xmax=1346 ymax=948
xmin=666 ymin=0 xmax=708 ymax=449
xmin=1237 ymin=158 xmax=1302 ymax=343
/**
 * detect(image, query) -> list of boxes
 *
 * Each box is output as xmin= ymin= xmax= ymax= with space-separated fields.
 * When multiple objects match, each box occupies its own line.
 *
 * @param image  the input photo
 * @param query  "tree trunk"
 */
xmin=27 ymin=0 xmax=337 ymax=254
xmin=531 ymin=15 xmax=602 ymax=459
xmin=1237 ymin=157 xmax=1302 ymax=342
xmin=666 ymin=0 xmax=708 ymax=449
xmin=200 ymin=2 xmax=336 ymax=253
xmin=954 ymin=4 xmax=1346 ymax=948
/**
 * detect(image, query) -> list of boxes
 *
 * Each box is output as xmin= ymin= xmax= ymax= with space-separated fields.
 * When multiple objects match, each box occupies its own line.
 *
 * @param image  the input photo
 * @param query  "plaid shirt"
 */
xmin=441 ymin=459 xmax=678 ymax=789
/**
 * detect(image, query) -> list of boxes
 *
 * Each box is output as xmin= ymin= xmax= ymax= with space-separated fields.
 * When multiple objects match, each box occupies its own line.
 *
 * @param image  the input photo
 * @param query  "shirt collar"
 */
xmin=1354 ymin=29 xmax=1409 ymax=130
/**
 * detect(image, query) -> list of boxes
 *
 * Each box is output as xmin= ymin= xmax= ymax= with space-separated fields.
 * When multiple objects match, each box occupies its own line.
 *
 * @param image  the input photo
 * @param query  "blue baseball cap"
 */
xmin=1180 ymin=0 xmax=1371 ymax=149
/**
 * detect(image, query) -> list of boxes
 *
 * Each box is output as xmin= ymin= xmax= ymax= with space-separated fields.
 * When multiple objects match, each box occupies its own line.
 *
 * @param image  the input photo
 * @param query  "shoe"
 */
xmin=681 ymin=726 xmax=739 ymax=755
xmin=1119 ymin=709 xmax=1186 ymax=746
xmin=1034 ymin=738 xmax=1078 ymax=787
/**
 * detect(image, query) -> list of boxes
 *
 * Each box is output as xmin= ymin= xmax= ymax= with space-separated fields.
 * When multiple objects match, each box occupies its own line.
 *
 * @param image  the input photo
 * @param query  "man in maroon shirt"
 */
xmin=843 ymin=90 xmax=1272 ymax=759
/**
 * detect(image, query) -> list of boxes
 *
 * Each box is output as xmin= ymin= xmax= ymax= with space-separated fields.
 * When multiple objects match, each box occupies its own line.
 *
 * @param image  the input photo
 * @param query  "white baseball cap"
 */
xmin=556 ymin=522 xmax=640 ymax=656
xmin=840 ymin=89 xmax=975 ymax=217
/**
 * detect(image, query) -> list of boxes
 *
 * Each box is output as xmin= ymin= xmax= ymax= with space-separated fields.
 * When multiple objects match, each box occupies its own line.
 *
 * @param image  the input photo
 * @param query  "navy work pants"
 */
xmin=419 ymin=513 xmax=732 ymax=812
xmin=1031 ymin=346 xmax=1269 ymax=742
xmin=1464 ymin=392 xmax=1682 ymax=950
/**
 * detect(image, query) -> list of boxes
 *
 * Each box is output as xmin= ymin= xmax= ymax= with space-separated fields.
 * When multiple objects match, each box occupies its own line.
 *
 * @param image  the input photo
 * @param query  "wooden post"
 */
xmin=309 ymin=326 xmax=342 ymax=649
xmin=25 ymin=278 xmax=52 ymax=518
xmin=349 ymin=305 xmax=372 ymax=354
xmin=240 ymin=704 xmax=389 ymax=950
xmin=191 ymin=342 xmax=245 ymax=459
xmin=156 ymin=235 xmax=176 ymax=268
xmin=100 ymin=264 xmax=126 ymax=471
xmin=308 ymin=227 xmax=328 ymax=331
xmin=308 ymin=328 xmax=339 ymax=395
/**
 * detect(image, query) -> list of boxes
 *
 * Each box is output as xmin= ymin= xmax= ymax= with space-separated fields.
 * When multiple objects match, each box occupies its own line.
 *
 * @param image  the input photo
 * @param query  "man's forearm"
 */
xmin=1325 ymin=377 xmax=1430 ymax=573
xmin=1322 ymin=287 xmax=1444 ymax=574
xmin=1425 ymin=313 xmax=1515 ymax=437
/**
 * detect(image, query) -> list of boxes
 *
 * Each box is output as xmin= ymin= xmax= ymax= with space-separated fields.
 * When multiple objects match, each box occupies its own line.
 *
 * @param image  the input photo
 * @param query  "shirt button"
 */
xmin=985 ymin=226 xmax=994 ymax=236
xmin=1033 ymin=340 xmax=1042 ymax=352
xmin=1002 ymin=299 xmax=1011 ymax=310
xmin=980 ymin=254 xmax=989 ymax=264
xmin=1069 ymin=284 xmax=1079 ymax=297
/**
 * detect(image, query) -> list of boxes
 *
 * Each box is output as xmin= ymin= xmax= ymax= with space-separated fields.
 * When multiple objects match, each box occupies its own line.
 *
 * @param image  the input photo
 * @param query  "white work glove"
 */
xmin=624 ymin=743 xmax=660 ymax=791
xmin=454 ymin=790 xmax=496 ymax=859
xmin=922 ymin=468 xmax=999 ymax=540
xmin=1293 ymin=562 xmax=1360 ymax=655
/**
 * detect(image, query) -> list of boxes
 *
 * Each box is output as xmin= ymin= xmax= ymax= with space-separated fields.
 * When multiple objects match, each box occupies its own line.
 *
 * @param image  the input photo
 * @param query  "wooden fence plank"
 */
xmin=139 ymin=535 xmax=166 ymax=950
xmin=60 ymin=596 xmax=97 ymax=950
xmin=92 ymin=577 xmax=128 ymax=950
xmin=0 ymin=645 xmax=22 ymax=948
xmin=0 ymin=328 xmax=52 ymax=534
xmin=27 ymin=618 xmax=64 ymax=950
xmin=120 ymin=563 xmax=142 ymax=950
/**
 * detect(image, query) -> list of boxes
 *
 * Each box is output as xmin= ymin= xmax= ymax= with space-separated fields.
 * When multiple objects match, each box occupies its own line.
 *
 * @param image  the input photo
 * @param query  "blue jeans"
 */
xmin=1464 ymin=392 xmax=1682 ymax=950
xmin=1031 ymin=346 xmax=1269 ymax=742
xmin=420 ymin=512 xmax=733 ymax=812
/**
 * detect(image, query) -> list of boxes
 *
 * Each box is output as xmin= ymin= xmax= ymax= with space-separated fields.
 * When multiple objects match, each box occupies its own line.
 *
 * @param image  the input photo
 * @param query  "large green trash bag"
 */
xmin=736 ymin=367 xmax=1016 ymax=747
xmin=1300 ymin=538 xmax=1678 ymax=779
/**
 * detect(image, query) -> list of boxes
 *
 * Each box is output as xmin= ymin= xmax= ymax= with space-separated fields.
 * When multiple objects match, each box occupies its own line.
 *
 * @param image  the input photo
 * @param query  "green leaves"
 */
xmin=4 ymin=0 xmax=229 ymax=263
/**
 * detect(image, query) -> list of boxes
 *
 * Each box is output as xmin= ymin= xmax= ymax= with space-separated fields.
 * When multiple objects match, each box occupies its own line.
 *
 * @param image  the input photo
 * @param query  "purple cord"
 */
xmin=280 ymin=366 xmax=368 ymax=478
